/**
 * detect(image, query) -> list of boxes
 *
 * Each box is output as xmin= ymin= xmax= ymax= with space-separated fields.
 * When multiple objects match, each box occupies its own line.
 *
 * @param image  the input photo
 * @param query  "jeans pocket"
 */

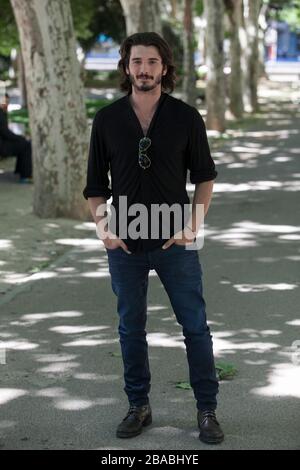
xmin=106 ymin=246 xmax=123 ymax=254
xmin=172 ymin=242 xmax=188 ymax=249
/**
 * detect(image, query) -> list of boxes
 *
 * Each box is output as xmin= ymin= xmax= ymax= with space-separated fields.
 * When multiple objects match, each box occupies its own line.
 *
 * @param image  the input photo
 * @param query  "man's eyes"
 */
xmin=133 ymin=61 xmax=158 ymax=64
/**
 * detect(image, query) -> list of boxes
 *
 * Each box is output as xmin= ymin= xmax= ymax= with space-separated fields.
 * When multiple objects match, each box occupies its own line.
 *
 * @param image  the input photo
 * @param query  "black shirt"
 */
xmin=0 ymin=108 xmax=20 ymax=150
xmin=83 ymin=92 xmax=217 ymax=253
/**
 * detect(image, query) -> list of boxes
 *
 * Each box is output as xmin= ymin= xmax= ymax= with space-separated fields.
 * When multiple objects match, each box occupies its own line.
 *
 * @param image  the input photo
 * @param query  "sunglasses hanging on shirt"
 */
xmin=138 ymin=137 xmax=151 ymax=169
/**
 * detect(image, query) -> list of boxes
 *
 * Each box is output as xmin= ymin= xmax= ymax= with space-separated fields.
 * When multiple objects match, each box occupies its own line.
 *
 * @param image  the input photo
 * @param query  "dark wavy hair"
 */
xmin=118 ymin=32 xmax=177 ymax=94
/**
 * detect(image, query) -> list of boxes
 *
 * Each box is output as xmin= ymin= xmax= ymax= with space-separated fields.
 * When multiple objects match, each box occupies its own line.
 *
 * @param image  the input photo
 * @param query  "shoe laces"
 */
xmin=124 ymin=405 xmax=144 ymax=421
xmin=199 ymin=410 xmax=219 ymax=425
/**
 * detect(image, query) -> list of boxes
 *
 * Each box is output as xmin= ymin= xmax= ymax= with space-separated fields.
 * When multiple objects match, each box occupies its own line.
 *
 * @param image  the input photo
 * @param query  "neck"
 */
xmin=129 ymin=87 xmax=162 ymax=111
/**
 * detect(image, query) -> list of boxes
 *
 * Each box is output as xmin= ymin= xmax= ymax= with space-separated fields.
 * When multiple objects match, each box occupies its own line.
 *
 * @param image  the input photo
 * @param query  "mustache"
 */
xmin=137 ymin=75 xmax=153 ymax=79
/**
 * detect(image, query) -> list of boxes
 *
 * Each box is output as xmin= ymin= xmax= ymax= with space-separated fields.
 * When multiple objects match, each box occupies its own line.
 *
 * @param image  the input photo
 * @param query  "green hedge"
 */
xmin=8 ymin=97 xmax=114 ymax=133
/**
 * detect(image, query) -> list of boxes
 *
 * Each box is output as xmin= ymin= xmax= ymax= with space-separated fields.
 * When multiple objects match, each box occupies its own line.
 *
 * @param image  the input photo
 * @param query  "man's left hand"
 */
xmin=162 ymin=226 xmax=196 ymax=249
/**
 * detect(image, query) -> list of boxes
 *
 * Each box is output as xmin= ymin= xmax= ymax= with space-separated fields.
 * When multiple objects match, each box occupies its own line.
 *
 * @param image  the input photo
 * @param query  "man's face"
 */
xmin=126 ymin=45 xmax=167 ymax=93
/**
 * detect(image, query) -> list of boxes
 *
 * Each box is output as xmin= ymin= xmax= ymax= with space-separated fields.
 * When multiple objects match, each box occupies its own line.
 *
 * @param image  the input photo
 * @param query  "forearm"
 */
xmin=87 ymin=196 xmax=130 ymax=252
xmin=87 ymin=197 xmax=107 ymax=225
xmin=188 ymin=180 xmax=215 ymax=233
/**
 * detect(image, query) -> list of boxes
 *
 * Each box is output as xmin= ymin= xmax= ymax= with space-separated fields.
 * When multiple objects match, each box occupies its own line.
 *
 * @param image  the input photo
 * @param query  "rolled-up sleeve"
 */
xmin=186 ymin=107 xmax=218 ymax=184
xmin=83 ymin=111 xmax=112 ymax=200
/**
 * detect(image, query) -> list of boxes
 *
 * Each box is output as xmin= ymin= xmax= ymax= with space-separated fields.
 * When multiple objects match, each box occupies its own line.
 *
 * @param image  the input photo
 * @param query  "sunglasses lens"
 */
xmin=139 ymin=154 xmax=151 ymax=169
xmin=139 ymin=137 xmax=151 ymax=151
xmin=138 ymin=137 xmax=151 ymax=169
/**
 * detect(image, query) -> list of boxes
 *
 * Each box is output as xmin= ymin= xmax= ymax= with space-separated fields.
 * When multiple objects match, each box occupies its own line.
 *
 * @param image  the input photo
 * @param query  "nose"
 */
xmin=140 ymin=62 xmax=150 ymax=75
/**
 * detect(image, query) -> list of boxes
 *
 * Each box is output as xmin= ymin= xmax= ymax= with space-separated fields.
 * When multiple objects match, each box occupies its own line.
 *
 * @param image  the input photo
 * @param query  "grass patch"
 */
xmin=175 ymin=381 xmax=192 ymax=390
xmin=215 ymin=362 xmax=238 ymax=381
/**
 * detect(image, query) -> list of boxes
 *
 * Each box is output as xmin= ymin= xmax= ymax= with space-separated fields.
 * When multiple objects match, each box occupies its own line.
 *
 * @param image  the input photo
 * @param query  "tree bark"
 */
xmin=203 ymin=0 xmax=226 ymax=132
xmin=170 ymin=0 xmax=177 ymax=19
xmin=242 ymin=0 xmax=262 ymax=112
xmin=120 ymin=0 xmax=162 ymax=36
xmin=16 ymin=49 xmax=27 ymax=108
xmin=225 ymin=0 xmax=244 ymax=119
xmin=257 ymin=2 xmax=268 ymax=80
xmin=183 ymin=0 xmax=196 ymax=106
xmin=10 ymin=0 xmax=89 ymax=219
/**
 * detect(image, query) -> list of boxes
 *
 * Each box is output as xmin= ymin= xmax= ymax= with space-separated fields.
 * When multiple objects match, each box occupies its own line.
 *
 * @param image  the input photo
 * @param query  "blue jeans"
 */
xmin=106 ymin=243 xmax=219 ymax=411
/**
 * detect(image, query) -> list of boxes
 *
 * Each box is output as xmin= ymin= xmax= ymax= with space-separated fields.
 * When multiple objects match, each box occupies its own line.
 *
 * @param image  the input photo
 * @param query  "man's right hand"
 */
xmin=100 ymin=228 xmax=131 ymax=254
xmin=87 ymin=198 xmax=131 ymax=255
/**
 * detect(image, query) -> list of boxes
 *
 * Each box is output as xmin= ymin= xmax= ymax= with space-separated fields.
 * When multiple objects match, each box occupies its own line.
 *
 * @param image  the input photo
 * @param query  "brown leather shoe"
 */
xmin=198 ymin=410 xmax=224 ymax=444
xmin=116 ymin=404 xmax=152 ymax=438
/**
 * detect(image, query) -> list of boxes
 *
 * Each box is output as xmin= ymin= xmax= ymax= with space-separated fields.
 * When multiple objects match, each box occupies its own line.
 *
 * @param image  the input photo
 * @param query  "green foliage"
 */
xmin=9 ymin=107 xmax=28 ymax=122
xmin=83 ymin=70 xmax=120 ymax=89
xmin=215 ymin=362 xmax=238 ymax=381
xmin=71 ymin=0 xmax=125 ymax=52
xmin=0 ymin=61 xmax=11 ymax=80
xmin=70 ymin=0 xmax=96 ymax=41
xmin=162 ymin=20 xmax=184 ymax=79
xmin=279 ymin=6 xmax=300 ymax=31
xmin=174 ymin=362 xmax=238 ymax=390
xmin=194 ymin=0 xmax=204 ymax=17
xmin=8 ymin=107 xmax=30 ymax=134
xmin=175 ymin=381 xmax=192 ymax=390
xmin=266 ymin=0 xmax=300 ymax=30
xmin=0 ymin=0 xmax=125 ymax=59
xmin=0 ymin=0 xmax=19 ymax=55
xmin=85 ymin=97 xmax=115 ymax=117
xmin=29 ymin=260 xmax=52 ymax=273
xmin=7 ymin=97 xmax=114 ymax=136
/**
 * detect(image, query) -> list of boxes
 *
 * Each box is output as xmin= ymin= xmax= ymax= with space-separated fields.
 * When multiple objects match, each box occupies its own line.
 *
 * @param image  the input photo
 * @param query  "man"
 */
xmin=0 ymin=93 xmax=32 ymax=183
xmin=83 ymin=32 xmax=224 ymax=445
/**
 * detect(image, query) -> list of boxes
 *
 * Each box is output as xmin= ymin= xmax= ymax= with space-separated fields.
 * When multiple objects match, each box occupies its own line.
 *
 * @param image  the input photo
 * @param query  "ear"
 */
xmin=162 ymin=65 xmax=167 ymax=76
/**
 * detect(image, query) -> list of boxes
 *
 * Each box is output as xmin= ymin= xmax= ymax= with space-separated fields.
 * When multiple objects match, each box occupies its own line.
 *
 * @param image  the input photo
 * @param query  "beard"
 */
xmin=128 ymin=73 xmax=163 ymax=92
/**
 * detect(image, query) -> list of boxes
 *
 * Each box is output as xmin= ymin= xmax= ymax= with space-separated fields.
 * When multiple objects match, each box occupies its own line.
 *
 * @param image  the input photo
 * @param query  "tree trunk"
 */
xmin=170 ymin=0 xmax=177 ymax=19
xmin=203 ymin=0 xmax=226 ymax=132
xmin=183 ymin=0 xmax=196 ymax=106
xmin=242 ymin=0 xmax=262 ymax=112
xmin=257 ymin=26 xmax=266 ymax=80
xmin=10 ymin=0 xmax=89 ymax=219
xmin=257 ymin=3 xmax=268 ymax=80
xmin=16 ymin=49 xmax=27 ymax=108
xmin=120 ymin=0 xmax=162 ymax=36
xmin=225 ymin=0 xmax=244 ymax=119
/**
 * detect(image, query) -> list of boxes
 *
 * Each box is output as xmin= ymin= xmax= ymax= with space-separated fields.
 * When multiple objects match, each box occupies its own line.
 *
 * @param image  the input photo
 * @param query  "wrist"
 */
xmin=185 ymin=225 xmax=196 ymax=236
xmin=184 ymin=225 xmax=197 ymax=242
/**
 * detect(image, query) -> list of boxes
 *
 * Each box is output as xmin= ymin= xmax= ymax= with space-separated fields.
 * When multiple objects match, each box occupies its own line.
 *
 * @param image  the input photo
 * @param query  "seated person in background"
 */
xmin=0 ymin=93 xmax=33 ymax=183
